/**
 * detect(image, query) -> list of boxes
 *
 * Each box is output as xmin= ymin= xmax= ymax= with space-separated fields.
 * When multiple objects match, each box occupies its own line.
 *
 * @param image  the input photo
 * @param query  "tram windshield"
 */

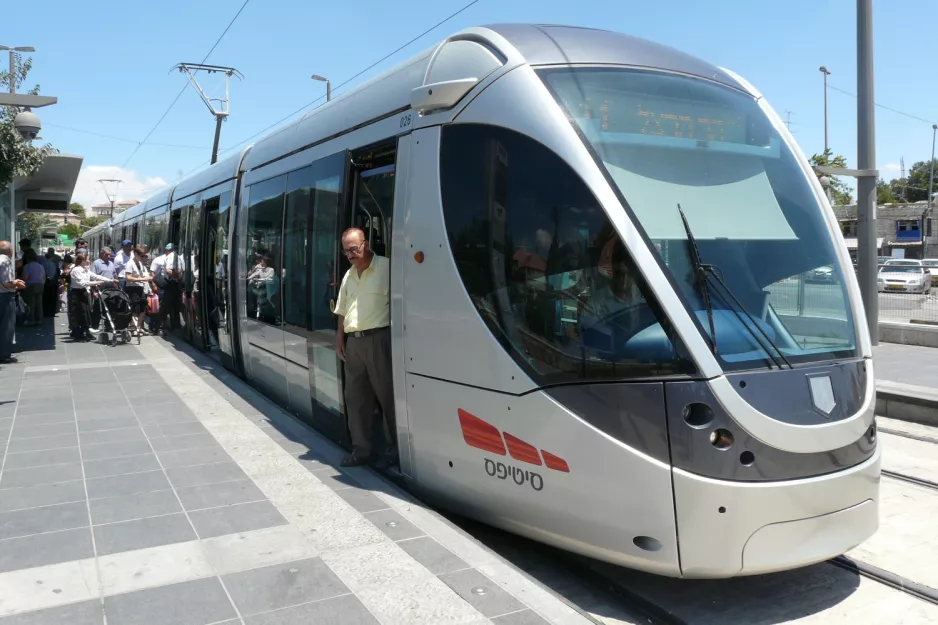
xmin=540 ymin=67 xmax=859 ymax=370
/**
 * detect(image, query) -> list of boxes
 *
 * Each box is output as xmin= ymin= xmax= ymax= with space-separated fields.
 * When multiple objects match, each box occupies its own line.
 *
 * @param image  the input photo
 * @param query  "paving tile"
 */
xmin=74 ymin=368 xmax=117 ymax=382
xmin=0 ymin=462 xmax=84 ymax=488
xmin=17 ymin=386 xmax=72 ymax=401
xmin=82 ymin=453 xmax=160 ymax=479
xmin=93 ymin=512 xmax=197 ymax=556
xmin=5 ymin=433 xmax=77 ymax=454
xmin=8 ymin=422 xmax=76 ymax=440
xmin=72 ymin=395 xmax=127 ymax=409
xmin=0 ymin=501 xmax=90 ymax=540
xmin=6 ymin=413 xmax=74 ymax=426
xmin=147 ymin=432 xmax=218 ymax=453
xmin=0 ymin=527 xmax=94 ymax=573
xmin=243 ymin=593 xmax=377 ymax=625
xmin=0 ymin=599 xmax=104 ymax=625
xmin=175 ymin=479 xmax=266 ymax=511
xmin=13 ymin=403 xmax=73 ymax=417
xmin=201 ymin=525 xmax=318 ymax=576
xmin=131 ymin=402 xmax=194 ymax=422
xmin=491 ymin=610 xmax=552 ymax=624
xmin=21 ymin=377 xmax=69 ymax=389
xmin=310 ymin=466 xmax=359 ymax=490
xmin=1 ymin=447 xmax=81 ymax=470
xmin=128 ymin=393 xmax=179 ymax=408
xmin=74 ymin=406 xmax=129 ymax=421
xmin=439 ymin=568 xmax=526 ymax=618
xmin=114 ymin=364 xmax=155 ymax=379
xmin=96 ymin=540 xmax=214 ymax=597
xmin=335 ymin=487 xmax=391 ymax=514
xmin=222 ymin=557 xmax=349 ymax=617
xmin=188 ymin=500 xmax=288 ymax=539
xmin=78 ymin=426 xmax=145 ymax=447
xmin=364 ymin=509 xmax=426 ymax=542
xmin=80 ymin=439 xmax=153 ymax=461
xmin=142 ymin=422 xmax=207 ymax=439
xmin=89 ymin=489 xmax=181 ymax=525
xmin=397 ymin=536 xmax=469 ymax=575
xmin=103 ymin=577 xmax=237 ymax=625
xmin=0 ymin=481 xmax=86 ymax=512
xmin=154 ymin=445 xmax=231 ymax=469
xmin=76 ymin=416 xmax=140 ymax=433
xmin=86 ymin=470 xmax=171 ymax=500
xmin=164 ymin=461 xmax=247 ymax=489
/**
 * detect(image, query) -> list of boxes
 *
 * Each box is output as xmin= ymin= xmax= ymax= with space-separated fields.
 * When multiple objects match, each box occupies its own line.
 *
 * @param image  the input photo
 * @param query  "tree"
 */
xmin=809 ymin=149 xmax=854 ymax=205
xmin=58 ymin=223 xmax=82 ymax=238
xmin=81 ymin=215 xmax=104 ymax=228
xmin=16 ymin=213 xmax=56 ymax=243
xmin=68 ymin=202 xmax=86 ymax=218
xmin=903 ymin=159 xmax=938 ymax=204
xmin=0 ymin=53 xmax=57 ymax=190
xmin=877 ymin=178 xmax=897 ymax=204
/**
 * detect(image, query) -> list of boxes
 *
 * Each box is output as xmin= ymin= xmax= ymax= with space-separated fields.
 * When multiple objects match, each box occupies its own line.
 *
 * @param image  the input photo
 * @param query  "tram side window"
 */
xmin=284 ymin=168 xmax=313 ymax=331
xmin=245 ymin=176 xmax=286 ymax=326
xmin=440 ymin=124 xmax=695 ymax=384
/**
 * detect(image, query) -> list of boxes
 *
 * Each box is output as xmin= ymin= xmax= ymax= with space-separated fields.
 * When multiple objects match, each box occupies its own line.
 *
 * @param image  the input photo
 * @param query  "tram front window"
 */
xmin=540 ymin=67 xmax=859 ymax=370
xmin=440 ymin=124 xmax=695 ymax=385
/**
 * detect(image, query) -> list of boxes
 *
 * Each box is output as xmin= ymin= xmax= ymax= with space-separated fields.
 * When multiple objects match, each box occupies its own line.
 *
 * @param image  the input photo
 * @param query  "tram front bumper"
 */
xmin=672 ymin=445 xmax=881 ymax=579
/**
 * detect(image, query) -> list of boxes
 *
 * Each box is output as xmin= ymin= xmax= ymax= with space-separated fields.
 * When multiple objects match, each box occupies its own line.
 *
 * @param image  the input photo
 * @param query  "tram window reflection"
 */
xmin=245 ymin=176 xmax=286 ymax=326
xmin=440 ymin=124 xmax=694 ymax=384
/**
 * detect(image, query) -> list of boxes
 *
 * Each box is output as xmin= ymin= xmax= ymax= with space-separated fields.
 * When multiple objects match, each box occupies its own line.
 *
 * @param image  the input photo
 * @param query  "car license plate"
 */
xmin=887 ymin=285 xmax=904 ymax=291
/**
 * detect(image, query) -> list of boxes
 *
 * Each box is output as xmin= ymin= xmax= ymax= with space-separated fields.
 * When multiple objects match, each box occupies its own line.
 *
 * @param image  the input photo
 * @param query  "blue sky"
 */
xmin=12 ymin=0 xmax=937 ymax=206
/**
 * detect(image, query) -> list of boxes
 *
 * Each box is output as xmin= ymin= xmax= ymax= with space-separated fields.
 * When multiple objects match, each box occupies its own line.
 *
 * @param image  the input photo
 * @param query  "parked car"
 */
xmin=922 ymin=258 xmax=938 ymax=285
xmin=878 ymin=261 xmax=931 ymax=294
xmin=807 ymin=265 xmax=835 ymax=283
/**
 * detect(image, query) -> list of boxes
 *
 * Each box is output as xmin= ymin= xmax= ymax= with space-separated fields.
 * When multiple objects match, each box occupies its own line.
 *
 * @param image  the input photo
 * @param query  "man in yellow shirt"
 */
xmin=334 ymin=227 xmax=396 ymax=468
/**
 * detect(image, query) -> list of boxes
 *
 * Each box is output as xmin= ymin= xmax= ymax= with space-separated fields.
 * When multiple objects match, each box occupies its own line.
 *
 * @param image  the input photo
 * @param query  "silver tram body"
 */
xmin=85 ymin=24 xmax=880 ymax=578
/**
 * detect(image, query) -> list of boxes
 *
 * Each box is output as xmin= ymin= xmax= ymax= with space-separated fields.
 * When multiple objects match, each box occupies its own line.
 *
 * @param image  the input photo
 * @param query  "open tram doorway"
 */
xmin=323 ymin=140 xmax=398 ymax=450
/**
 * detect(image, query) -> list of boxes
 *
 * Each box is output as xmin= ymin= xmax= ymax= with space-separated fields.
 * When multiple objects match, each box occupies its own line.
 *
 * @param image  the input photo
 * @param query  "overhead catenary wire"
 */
xmin=119 ymin=0 xmax=251 ymax=170
xmin=45 ymin=123 xmax=209 ymax=150
xmin=828 ymin=83 xmax=936 ymax=126
xmin=177 ymin=0 xmax=481 ymax=180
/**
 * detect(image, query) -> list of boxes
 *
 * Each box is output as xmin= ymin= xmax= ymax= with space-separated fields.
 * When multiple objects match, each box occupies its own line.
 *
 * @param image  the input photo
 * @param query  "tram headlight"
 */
xmin=709 ymin=428 xmax=734 ymax=450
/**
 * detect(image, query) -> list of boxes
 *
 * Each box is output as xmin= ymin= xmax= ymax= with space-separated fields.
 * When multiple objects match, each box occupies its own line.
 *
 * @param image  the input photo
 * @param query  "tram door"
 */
xmin=329 ymin=139 xmax=402 ymax=452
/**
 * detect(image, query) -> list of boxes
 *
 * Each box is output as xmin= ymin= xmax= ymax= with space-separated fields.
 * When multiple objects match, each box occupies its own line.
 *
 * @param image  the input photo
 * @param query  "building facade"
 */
xmin=91 ymin=199 xmax=140 ymax=217
xmin=832 ymin=201 xmax=936 ymax=261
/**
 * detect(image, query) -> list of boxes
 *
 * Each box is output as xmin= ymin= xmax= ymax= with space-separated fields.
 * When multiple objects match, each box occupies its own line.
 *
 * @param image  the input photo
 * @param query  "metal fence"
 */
xmin=860 ymin=264 xmax=937 ymax=324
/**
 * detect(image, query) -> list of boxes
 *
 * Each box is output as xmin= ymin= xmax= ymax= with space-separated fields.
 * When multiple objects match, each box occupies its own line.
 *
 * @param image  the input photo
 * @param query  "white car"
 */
xmin=878 ymin=261 xmax=931 ymax=294
xmin=922 ymin=258 xmax=938 ymax=285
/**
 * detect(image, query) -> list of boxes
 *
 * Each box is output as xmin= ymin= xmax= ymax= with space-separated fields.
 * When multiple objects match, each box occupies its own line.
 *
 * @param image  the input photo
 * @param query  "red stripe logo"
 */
xmin=457 ymin=409 xmax=569 ymax=472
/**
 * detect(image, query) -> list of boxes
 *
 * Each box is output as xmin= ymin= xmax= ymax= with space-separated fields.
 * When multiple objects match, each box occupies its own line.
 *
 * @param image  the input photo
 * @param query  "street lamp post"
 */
xmin=819 ymin=66 xmax=831 ymax=153
xmin=922 ymin=124 xmax=937 ymax=258
xmin=311 ymin=74 xmax=331 ymax=102
xmin=0 ymin=45 xmax=35 ymax=95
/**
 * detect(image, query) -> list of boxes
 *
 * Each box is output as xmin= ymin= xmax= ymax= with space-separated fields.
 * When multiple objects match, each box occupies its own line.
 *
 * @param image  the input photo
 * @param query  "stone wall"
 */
xmin=832 ymin=201 xmax=937 ymax=258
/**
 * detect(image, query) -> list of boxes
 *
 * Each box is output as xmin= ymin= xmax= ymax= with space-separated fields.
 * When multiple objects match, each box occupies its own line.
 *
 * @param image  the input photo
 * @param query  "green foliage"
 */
xmin=877 ymin=178 xmax=897 ymax=204
xmin=58 ymin=223 xmax=82 ymax=238
xmin=81 ymin=215 xmax=104 ymax=229
xmin=68 ymin=202 xmax=86 ymax=218
xmin=16 ymin=213 xmax=57 ymax=243
xmin=0 ymin=53 xmax=57 ymax=190
xmin=809 ymin=149 xmax=854 ymax=205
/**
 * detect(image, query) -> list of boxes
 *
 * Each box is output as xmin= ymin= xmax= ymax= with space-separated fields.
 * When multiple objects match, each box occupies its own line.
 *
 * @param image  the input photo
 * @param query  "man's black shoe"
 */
xmin=340 ymin=453 xmax=370 ymax=467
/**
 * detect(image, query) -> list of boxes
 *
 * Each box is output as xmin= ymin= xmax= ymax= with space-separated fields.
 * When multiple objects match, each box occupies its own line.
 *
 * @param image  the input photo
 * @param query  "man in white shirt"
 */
xmin=151 ymin=243 xmax=185 ymax=332
xmin=0 ymin=241 xmax=26 ymax=363
xmin=114 ymin=240 xmax=133 ymax=289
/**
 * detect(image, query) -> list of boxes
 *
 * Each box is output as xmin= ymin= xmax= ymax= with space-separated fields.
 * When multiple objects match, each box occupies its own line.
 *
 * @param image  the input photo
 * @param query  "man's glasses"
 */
xmin=342 ymin=245 xmax=363 ymax=256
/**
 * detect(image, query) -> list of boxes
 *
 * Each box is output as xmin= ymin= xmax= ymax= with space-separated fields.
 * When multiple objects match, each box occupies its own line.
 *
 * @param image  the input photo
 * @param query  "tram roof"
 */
xmin=172 ymin=149 xmax=247 ymax=202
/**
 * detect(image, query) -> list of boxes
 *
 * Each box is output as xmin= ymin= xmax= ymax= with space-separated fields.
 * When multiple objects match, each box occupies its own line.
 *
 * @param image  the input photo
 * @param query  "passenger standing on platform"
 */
xmin=0 ymin=241 xmax=27 ymax=363
xmin=333 ymin=228 xmax=396 ymax=468
xmin=42 ymin=248 xmax=60 ymax=316
xmin=68 ymin=252 xmax=116 ymax=341
xmin=123 ymin=246 xmax=152 ymax=337
xmin=114 ymin=240 xmax=133 ymax=290
xmin=151 ymin=243 xmax=184 ymax=333
xmin=20 ymin=249 xmax=46 ymax=326
xmin=90 ymin=248 xmax=116 ymax=331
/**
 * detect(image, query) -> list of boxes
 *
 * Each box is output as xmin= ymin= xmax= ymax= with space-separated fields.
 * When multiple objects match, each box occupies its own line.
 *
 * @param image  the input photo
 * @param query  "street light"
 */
xmin=0 ymin=45 xmax=36 ymax=95
xmin=819 ymin=66 xmax=831 ymax=153
xmin=311 ymin=74 xmax=331 ymax=102
xmin=922 ymin=123 xmax=937 ymax=258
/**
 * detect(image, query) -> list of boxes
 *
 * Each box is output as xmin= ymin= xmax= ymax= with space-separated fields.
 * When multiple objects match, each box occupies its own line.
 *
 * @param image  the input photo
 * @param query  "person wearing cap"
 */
xmin=150 ymin=242 xmax=185 ymax=333
xmin=114 ymin=240 xmax=134 ymax=290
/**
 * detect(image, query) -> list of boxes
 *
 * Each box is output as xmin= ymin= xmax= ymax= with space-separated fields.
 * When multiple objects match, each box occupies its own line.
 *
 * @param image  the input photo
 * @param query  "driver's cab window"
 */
xmin=440 ymin=123 xmax=694 ymax=384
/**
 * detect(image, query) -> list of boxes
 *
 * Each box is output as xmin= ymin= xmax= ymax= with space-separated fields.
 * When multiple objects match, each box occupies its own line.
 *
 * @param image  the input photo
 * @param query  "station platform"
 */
xmin=0 ymin=318 xmax=591 ymax=625
xmin=874 ymin=342 xmax=938 ymax=426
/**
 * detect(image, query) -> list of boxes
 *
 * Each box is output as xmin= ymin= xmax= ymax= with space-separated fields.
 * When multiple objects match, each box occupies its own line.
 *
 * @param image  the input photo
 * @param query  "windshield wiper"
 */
xmin=677 ymin=204 xmax=717 ymax=356
xmin=676 ymin=204 xmax=793 ymax=370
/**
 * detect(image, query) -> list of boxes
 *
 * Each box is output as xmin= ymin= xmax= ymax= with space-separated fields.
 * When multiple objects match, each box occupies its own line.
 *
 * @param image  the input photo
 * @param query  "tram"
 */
xmin=85 ymin=24 xmax=880 ymax=578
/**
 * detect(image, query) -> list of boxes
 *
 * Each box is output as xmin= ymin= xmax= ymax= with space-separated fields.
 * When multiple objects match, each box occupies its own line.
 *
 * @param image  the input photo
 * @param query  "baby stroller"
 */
xmin=93 ymin=286 xmax=139 ymax=345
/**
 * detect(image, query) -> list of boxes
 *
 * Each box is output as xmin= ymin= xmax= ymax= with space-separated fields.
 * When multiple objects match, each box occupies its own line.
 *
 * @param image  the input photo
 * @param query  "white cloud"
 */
xmin=71 ymin=165 xmax=168 ymax=208
xmin=881 ymin=162 xmax=901 ymax=175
